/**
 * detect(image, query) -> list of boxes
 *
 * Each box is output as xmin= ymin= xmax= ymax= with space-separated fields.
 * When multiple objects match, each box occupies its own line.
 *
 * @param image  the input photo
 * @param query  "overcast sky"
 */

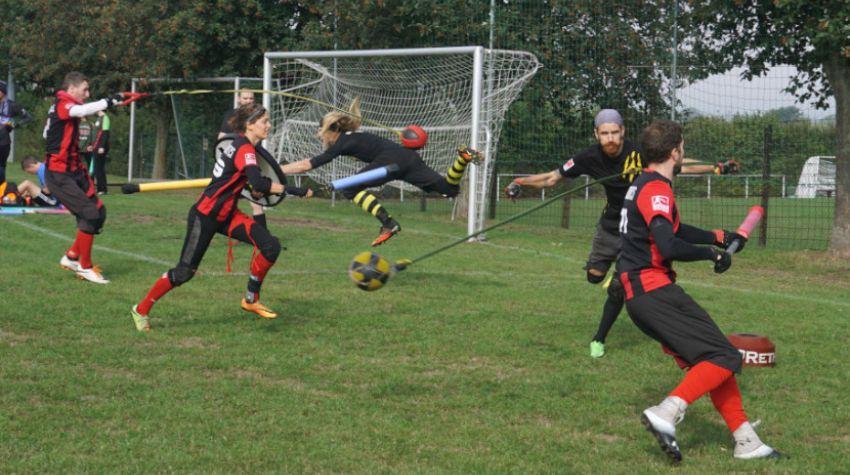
xmin=677 ymin=65 xmax=836 ymax=121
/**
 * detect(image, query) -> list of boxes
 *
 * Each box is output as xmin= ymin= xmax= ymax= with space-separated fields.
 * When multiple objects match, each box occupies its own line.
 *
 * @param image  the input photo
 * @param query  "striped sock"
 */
xmin=445 ymin=155 xmax=472 ymax=186
xmin=352 ymin=191 xmax=391 ymax=225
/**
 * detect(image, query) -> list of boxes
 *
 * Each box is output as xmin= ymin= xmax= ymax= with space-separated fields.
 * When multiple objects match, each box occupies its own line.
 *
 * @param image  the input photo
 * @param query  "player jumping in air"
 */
xmin=281 ymin=98 xmax=481 ymax=246
xmin=130 ymin=103 xmax=306 ymax=331
xmin=44 ymin=72 xmax=134 ymax=284
xmin=619 ymin=119 xmax=780 ymax=462
xmin=504 ymin=109 xmax=740 ymax=358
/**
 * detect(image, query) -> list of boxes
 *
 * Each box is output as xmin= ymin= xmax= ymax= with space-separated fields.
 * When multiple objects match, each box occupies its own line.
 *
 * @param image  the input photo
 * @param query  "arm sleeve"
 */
xmin=244 ymin=166 xmax=272 ymax=194
xmin=650 ymin=217 xmax=716 ymax=262
xmin=285 ymin=186 xmax=309 ymax=197
xmin=235 ymin=144 xmax=272 ymax=194
xmin=309 ymin=136 xmax=348 ymax=169
xmin=676 ymin=222 xmax=718 ymax=245
xmin=68 ymin=99 xmax=109 ymax=118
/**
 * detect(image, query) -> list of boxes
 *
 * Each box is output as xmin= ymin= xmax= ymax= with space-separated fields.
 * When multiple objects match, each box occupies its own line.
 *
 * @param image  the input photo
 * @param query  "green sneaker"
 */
xmin=590 ymin=340 xmax=605 ymax=358
xmin=131 ymin=305 xmax=150 ymax=332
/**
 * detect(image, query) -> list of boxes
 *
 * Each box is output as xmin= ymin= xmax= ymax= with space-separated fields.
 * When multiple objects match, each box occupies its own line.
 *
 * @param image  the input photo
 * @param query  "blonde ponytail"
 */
xmin=318 ymin=97 xmax=362 ymax=137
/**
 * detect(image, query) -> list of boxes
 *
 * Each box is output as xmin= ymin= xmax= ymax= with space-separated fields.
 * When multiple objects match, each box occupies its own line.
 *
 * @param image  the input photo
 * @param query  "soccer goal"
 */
xmin=795 ymin=156 xmax=836 ymax=198
xmin=262 ymin=46 xmax=541 ymax=235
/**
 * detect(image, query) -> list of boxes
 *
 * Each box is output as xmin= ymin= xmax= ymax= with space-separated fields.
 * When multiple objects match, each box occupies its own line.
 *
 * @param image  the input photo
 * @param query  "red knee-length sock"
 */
xmin=76 ymin=230 xmax=94 ymax=269
xmin=137 ymin=274 xmax=174 ymax=316
xmin=669 ymin=361 xmax=733 ymax=404
xmin=246 ymin=253 xmax=274 ymax=302
xmin=250 ymin=252 xmax=274 ymax=281
xmin=67 ymin=240 xmax=80 ymax=260
xmin=710 ymin=375 xmax=748 ymax=432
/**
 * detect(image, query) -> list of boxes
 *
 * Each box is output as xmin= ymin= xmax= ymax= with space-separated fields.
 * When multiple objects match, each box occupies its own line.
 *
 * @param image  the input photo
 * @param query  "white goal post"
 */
xmin=262 ymin=46 xmax=541 ymax=235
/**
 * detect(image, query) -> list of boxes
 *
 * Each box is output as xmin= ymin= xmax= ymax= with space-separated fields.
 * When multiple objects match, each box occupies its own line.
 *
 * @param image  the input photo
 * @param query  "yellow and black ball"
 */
xmin=348 ymin=251 xmax=392 ymax=291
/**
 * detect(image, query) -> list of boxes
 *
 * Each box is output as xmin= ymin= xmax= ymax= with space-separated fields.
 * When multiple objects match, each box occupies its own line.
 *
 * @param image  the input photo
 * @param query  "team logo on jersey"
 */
xmin=244 ymin=152 xmax=257 ymax=165
xmin=651 ymin=195 xmax=670 ymax=213
xmin=561 ymin=159 xmax=575 ymax=174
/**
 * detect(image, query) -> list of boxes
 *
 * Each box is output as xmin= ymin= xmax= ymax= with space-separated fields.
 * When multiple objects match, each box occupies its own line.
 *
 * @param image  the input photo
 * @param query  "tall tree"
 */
xmin=686 ymin=1 xmax=850 ymax=255
xmin=1 ymin=0 xmax=318 ymax=177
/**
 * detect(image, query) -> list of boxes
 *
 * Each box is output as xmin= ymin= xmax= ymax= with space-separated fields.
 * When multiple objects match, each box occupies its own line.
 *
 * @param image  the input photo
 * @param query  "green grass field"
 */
xmin=1 ymin=175 xmax=849 ymax=472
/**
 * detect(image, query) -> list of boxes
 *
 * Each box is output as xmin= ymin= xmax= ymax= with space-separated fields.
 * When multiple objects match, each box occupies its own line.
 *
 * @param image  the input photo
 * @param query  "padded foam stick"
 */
xmin=0 ymin=207 xmax=70 ymax=215
xmin=121 ymin=178 xmax=212 ymax=194
xmin=330 ymin=164 xmax=400 ymax=191
xmin=726 ymin=205 xmax=764 ymax=254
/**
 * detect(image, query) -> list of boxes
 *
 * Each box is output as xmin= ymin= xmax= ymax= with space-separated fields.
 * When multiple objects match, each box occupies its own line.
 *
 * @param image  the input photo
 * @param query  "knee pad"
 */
xmin=79 ymin=206 xmax=106 ymax=234
xmin=168 ymin=265 xmax=196 ymax=287
xmin=586 ymin=270 xmax=606 ymax=284
xmin=260 ymin=236 xmax=282 ymax=262
xmin=607 ymin=277 xmax=625 ymax=301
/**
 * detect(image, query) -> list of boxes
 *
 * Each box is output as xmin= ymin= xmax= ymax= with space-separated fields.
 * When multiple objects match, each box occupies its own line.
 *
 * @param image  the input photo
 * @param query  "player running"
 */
xmin=281 ymin=98 xmax=481 ymax=246
xmin=619 ymin=119 xmax=780 ymax=462
xmin=130 ymin=103 xmax=295 ymax=331
xmin=504 ymin=109 xmax=739 ymax=358
xmin=43 ymin=72 xmax=134 ymax=284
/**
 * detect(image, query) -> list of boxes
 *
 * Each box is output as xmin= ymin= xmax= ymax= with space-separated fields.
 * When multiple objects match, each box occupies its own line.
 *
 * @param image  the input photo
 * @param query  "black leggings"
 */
xmin=92 ymin=153 xmax=108 ymax=193
xmin=341 ymin=153 xmax=459 ymax=200
xmin=0 ymin=142 xmax=9 ymax=184
xmin=167 ymin=206 xmax=281 ymax=286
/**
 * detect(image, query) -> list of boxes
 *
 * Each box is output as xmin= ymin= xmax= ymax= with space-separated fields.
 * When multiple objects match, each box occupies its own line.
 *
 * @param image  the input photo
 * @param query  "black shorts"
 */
xmin=584 ymin=220 xmax=621 ymax=273
xmin=44 ymin=168 xmax=105 ymax=233
xmin=625 ymin=284 xmax=742 ymax=373
xmin=341 ymin=151 xmax=456 ymax=198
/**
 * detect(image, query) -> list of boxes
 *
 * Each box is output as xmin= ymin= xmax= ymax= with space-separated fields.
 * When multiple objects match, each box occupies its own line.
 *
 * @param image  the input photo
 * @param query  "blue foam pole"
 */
xmin=331 ymin=164 xmax=400 ymax=191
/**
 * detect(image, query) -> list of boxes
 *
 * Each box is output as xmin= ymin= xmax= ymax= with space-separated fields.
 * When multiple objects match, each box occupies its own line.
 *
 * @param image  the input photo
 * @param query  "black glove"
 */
xmin=714 ymin=159 xmax=740 ymax=175
xmin=715 ymin=229 xmax=747 ymax=253
xmin=713 ymin=248 xmax=732 ymax=274
xmin=104 ymin=93 xmax=125 ymax=108
xmin=504 ymin=179 xmax=522 ymax=201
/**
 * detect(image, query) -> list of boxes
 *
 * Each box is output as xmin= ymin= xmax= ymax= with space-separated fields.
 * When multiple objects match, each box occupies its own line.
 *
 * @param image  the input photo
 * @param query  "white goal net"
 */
xmin=263 ymin=46 xmax=541 ymax=234
xmin=795 ymin=156 xmax=835 ymax=198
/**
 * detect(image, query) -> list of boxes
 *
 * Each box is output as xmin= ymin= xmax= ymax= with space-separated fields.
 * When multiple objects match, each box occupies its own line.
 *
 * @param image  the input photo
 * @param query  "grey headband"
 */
xmin=594 ymin=109 xmax=623 ymax=128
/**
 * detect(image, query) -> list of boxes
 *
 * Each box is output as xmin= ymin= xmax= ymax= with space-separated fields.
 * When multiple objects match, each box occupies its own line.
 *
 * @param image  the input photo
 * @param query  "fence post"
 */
xmin=420 ymin=193 xmax=427 ymax=212
xmin=760 ymin=125 xmax=772 ymax=247
xmin=561 ymin=179 xmax=572 ymax=229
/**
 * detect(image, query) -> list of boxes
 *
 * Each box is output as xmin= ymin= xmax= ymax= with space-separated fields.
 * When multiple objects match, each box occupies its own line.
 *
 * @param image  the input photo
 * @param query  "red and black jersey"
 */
xmin=196 ymin=135 xmax=259 ymax=221
xmin=44 ymin=91 xmax=84 ymax=173
xmin=616 ymin=169 xmax=680 ymax=300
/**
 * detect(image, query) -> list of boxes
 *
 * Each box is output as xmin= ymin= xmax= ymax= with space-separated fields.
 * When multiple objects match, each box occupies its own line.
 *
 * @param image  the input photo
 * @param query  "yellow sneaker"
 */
xmin=131 ymin=305 xmax=150 ymax=332
xmin=241 ymin=299 xmax=278 ymax=319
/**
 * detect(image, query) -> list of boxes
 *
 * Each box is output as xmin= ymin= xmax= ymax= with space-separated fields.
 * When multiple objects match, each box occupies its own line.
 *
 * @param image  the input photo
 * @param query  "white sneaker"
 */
xmin=60 ymin=254 xmax=82 ymax=272
xmin=733 ymin=422 xmax=782 ymax=459
xmin=76 ymin=266 xmax=110 ymax=284
xmin=641 ymin=396 xmax=688 ymax=462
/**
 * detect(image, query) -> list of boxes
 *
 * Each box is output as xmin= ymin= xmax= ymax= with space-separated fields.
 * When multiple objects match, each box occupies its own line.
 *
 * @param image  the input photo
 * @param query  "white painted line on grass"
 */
xmin=8 ymin=217 xmax=848 ymax=310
